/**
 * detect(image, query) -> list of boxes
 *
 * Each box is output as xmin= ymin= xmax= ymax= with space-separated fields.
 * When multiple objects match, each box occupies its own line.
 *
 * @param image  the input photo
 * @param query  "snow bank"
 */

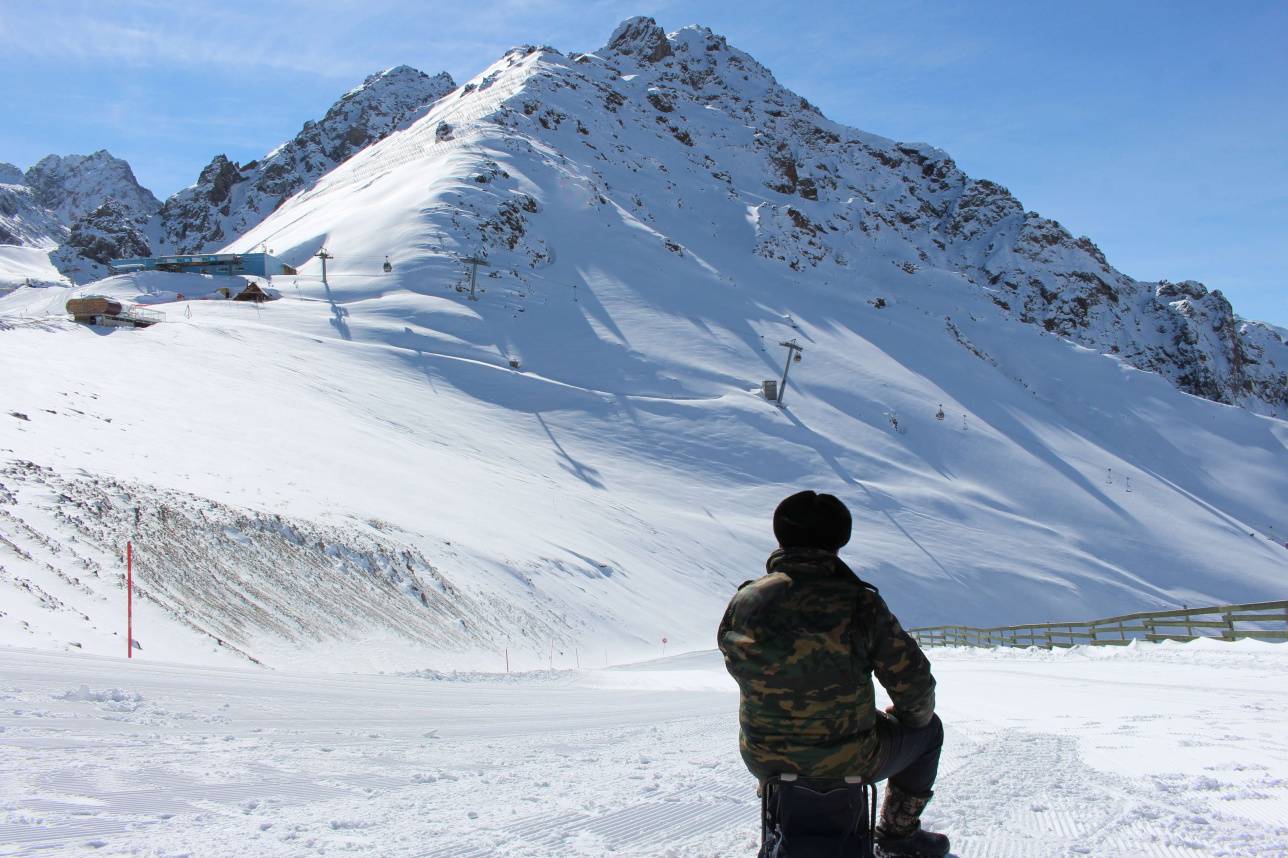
xmin=53 ymin=684 xmax=143 ymax=704
xmin=928 ymin=636 xmax=1288 ymax=670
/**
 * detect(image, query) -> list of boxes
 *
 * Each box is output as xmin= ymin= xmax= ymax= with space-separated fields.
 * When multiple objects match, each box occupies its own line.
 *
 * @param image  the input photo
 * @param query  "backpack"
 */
xmin=760 ymin=774 xmax=876 ymax=858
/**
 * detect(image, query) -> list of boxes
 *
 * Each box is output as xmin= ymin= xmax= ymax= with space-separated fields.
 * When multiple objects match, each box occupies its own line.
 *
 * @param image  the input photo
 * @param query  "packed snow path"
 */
xmin=2 ymin=643 xmax=1286 ymax=857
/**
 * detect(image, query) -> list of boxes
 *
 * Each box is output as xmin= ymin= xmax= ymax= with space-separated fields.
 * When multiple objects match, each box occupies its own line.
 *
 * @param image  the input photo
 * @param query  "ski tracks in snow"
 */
xmin=937 ymin=728 xmax=1288 ymax=857
xmin=2 ymin=647 xmax=1287 ymax=856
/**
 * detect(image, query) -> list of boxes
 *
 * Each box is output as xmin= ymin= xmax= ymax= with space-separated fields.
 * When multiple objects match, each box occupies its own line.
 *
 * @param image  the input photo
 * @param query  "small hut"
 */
xmin=233 ymin=282 xmax=271 ymax=302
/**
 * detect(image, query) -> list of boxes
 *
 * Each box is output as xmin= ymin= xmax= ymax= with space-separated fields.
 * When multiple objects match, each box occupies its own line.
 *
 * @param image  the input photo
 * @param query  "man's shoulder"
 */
xmin=728 ymin=572 xmax=790 ymax=607
xmin=853 ymin=585 xmax=898 ymax=626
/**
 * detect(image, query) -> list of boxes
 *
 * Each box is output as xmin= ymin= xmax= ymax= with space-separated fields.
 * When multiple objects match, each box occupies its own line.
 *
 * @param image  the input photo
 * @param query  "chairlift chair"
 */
xmin=383 ymin=256 xmax=393 ymax=273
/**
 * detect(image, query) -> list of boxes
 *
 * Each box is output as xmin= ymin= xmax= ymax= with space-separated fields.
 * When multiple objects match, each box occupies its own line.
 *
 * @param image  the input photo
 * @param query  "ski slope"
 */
xmin=2 ymin=228 xmax=1286 ymax=671
xmin=1 ymin=641 xmax=1285 ymax=856
xmin=3 ymin=250 xmax=1288 ymax=670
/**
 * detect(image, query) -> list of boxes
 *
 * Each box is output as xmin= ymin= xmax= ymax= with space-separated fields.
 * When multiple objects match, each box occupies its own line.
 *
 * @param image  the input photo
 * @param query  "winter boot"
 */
xmin=874 ymin=783 xmax=949 ymax=857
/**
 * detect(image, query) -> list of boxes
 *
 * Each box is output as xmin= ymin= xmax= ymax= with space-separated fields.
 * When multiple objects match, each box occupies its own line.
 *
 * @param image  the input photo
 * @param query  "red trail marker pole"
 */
xmin=127 ymin=541 xmax=133 ymax=659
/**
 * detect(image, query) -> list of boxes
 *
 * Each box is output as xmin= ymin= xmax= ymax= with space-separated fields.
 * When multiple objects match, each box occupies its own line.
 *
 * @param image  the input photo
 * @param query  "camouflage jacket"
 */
xmin=717 ymin=547 xmax=936 ymax=782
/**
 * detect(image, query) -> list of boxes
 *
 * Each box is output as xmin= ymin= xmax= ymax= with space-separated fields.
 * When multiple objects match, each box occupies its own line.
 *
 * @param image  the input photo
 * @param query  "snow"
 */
xmin=3 ymin=259 xmax=1284 ymax=663
xmin=1 ymin=641 xmax=1284 ymax=856
xmin=151 ymin=66 xmax=457 ymax=256
xmin=0 ymin=246 xmax=68 ymax=292
xmin=0 ymin=25 xmax=1285 ymax=856
xmin=0 ymin=186 xmax=67 ymax=256
xmin=3 ymin=78 xmax=1288 ymax=666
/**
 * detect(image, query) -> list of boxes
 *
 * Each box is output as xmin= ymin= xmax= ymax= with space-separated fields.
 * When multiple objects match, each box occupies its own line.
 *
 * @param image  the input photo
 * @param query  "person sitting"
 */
xmin=717 ymin=490 xmax=950 ymax=857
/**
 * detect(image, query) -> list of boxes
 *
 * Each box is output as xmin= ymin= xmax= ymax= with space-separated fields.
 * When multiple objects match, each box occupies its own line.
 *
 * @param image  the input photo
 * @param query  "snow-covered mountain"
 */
xmin=569 ymin=19 xmax=1288 ymax=414
xmin=153 ymin=65 xmax=457 ymax=253
xmin=0 ymin=66 xmax=456 ymax=288
xmin=0 ymin=151 xmax=159 ymax=288
xmin=24 ymin=150 xmax=160 ymax=225
xmin=0 ymin=182 xmax=67 ymax=250
xmin=2 ymin=18 xmax=1285 ymax=671
xmin=216 ymin=17 xmax=1284 ymax=416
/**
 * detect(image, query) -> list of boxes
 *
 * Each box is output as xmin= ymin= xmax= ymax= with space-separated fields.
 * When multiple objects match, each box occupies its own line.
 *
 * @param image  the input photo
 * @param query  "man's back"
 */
xmin=719 ymin=547 xmax=935 ymax=782
xmin=724 ymin=491 xmax=950 ymax=857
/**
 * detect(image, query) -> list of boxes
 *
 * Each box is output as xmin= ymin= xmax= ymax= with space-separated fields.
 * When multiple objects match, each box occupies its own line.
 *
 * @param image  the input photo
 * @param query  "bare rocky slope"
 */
xmin=23 ymin=150 xmax=160 ymax=225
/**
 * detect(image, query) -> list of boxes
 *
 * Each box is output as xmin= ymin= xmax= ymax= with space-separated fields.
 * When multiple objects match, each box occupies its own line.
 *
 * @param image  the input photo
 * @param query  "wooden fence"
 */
xmin=909 ymin=600 xmax=1288 ymax=649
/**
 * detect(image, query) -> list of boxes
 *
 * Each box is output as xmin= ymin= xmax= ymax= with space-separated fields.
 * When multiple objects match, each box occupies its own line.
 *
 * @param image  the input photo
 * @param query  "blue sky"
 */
xmin=4 ymin=0 xmax=1285 ymax=325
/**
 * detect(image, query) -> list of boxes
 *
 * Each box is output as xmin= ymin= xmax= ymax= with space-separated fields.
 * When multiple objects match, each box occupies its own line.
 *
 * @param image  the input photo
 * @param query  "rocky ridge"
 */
xmin=0 ymin=151 xmax=158 ymax=284
xmin=0 ymin=66 xmax=455 ymax=284
xmin=64 ymin=199 xmax=153 ymax=265
xmin=23 ymin=150 xmax=160 ymax=225
xmin=375 ymin=16 xmax=1286 ymax=414
xmin=602 ymin=19 xmax=1286 ymax=413
xmin=153 ymin=65 xmax=456 ymax=253
xmin=2 ymin=19 xmax=1284 ymax=413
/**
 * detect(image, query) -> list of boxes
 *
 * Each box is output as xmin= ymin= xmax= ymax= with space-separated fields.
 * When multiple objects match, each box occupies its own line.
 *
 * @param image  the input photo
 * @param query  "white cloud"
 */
xmin=1 ymin=1 xmax=388 ymax=77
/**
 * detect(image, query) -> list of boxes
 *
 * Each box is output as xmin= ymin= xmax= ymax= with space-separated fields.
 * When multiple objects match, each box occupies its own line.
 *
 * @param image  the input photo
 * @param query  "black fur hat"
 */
xmin=773 ymin=490 xmax=852 ymax=551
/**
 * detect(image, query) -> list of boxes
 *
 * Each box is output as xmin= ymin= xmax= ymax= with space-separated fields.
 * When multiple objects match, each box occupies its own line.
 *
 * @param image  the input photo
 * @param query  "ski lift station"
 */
xmin=110 ymin=252 xmax=298 ymax=279
xmin=65 ymin=296 xmax=164 ymax=329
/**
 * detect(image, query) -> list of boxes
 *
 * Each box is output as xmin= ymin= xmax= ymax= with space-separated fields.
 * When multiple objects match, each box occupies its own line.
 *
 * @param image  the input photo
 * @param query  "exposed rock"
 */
xmin=155 ymin=65 xmax=456 ymax=253
xmin=605 ymin=16 xmax=673 ymax=62
xmin=23 ymin=150 xmax=160 ymax=224
xmin=586 ymin=18 xmax=1288 ymax=412
xmin=202 ymin=156 xmax=244 ymax=205
xmin=0 ymin=184 xmax=67 ymax=249
xmin=65 ymin=199 xmax=152 ymax=264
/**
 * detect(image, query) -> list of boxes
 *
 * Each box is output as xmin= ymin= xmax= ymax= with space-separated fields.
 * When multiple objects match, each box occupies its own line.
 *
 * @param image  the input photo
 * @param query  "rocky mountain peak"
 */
xmin=344 ymin=16 xmax=1282 ymax=414
xmin=605 ymin=16 xmax=673 ymax=62
xmin=156 ymin=65 xmax=457 ymax=254
xmin=15 ymin=17 xmax=1280 ymax=415
xmin=197 ymin=155 xmax=243 ymax=205
xmin=23 ymin=149 xmax=160 ymax=224
xmin=0 ymin=162 xmax=24 ymax=185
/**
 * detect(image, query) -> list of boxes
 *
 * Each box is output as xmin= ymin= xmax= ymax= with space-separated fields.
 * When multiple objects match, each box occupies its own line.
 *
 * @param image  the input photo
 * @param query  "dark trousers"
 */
xmin=871 ymin=712 xmax=943 ymax=797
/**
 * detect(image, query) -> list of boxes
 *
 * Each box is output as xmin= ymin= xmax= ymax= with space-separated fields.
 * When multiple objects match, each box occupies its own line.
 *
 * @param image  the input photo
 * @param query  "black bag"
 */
xmin=760 ymin=774 xmax=876 ymax=858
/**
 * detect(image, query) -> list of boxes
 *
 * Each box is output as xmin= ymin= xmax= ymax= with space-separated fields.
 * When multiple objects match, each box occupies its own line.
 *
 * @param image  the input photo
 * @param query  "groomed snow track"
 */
xmin=2 ymin=643 xmax=1286 ymax=856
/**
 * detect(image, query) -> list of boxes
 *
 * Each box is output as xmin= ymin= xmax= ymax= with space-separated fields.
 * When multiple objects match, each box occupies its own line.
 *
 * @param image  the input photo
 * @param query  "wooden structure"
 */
xmin=66 ymin=296 xmax=124 ymax=322
xmin=66 ymin=296 xmax=163 ymax=329
xmin=233 ymin=282 xmax=270 ymax=302
xmin=910 ymin=600 xmax=1288 ymax=649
